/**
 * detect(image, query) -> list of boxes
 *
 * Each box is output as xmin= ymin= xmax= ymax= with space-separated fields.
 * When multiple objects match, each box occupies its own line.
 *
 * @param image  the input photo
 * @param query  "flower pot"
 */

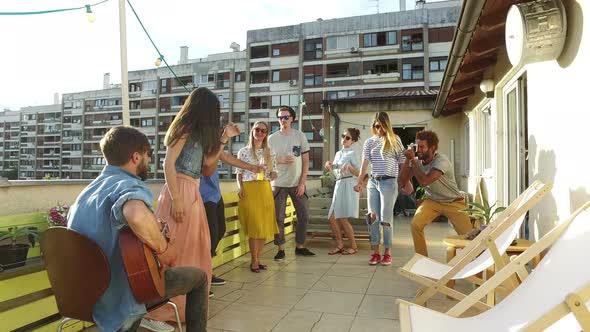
xmin=0 ymin=244 xmax=30 ymax=270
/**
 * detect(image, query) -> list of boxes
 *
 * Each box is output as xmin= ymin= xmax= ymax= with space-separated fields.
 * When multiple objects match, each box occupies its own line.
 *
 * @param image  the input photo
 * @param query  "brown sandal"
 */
xmin=328 ymin=246 xmax=344 ymax=255
xmin=342 ymin=248 xmax=358 ymax=255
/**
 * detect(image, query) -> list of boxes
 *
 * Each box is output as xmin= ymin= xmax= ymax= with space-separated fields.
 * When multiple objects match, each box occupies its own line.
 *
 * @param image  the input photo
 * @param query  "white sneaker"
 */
xmin=140 ymin=318 xmax=175 ymax=332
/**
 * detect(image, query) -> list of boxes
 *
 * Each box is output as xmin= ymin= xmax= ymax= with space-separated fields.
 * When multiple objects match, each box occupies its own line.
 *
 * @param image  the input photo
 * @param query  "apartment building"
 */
xmin=19 ymin=104 xmax=63 ymax=180
xmin=0 ymin=1 xmax=459 ymax=180
xmin=0 ymin=110 xmax=21 ymax=179
xmin=128 ymin=49 xmax=247 ymax=179
xmin=245 ymin=0 xmax=460 ymax=175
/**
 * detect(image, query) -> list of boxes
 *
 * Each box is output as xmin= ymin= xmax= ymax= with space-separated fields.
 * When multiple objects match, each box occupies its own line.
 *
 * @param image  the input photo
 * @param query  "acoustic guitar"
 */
xmin=119 ymin=226 xmax=166 ymax=303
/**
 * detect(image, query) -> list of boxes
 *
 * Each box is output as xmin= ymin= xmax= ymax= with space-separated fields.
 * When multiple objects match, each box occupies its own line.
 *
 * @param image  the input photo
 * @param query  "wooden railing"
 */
xmin=0 ymin=191 xmax=298 ymax=331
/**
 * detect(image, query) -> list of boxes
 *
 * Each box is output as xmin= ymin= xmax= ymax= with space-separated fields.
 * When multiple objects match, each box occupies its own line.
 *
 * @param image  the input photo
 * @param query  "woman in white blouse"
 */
xmin=236 ymin=121 xmax=279 ymax=272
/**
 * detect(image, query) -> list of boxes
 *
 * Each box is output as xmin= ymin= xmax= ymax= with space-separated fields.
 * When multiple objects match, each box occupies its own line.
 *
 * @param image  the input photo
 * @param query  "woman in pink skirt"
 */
xmin=144 ymin=87 xmax=239 ymax=326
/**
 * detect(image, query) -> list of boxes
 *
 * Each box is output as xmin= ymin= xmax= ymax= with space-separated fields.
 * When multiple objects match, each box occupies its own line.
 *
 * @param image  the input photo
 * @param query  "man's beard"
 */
xmin=418 ymin=151 xmax=430 ymax=161
xmin=137 ymin=161 xmax=149 ymax=181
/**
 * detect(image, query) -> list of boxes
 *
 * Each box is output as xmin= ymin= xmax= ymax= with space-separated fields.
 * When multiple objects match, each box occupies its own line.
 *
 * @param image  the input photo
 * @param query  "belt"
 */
xmin=336 ymin=176 xmax=353 ymax=181
xmin=370 ymin=175 xmax=395 ymax=181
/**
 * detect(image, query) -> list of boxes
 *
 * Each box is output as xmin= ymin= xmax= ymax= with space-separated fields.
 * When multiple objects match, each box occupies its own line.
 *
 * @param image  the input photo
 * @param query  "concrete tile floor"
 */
xmin=87 ymin=216 xmax=480 ymax=332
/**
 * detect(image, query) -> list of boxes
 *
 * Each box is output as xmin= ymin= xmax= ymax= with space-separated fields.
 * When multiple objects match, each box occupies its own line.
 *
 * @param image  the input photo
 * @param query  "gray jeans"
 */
xmin=273 ymin=186 xmax=309 ymax=246
xmin=122 ymin=267 xmax=209 ymax=332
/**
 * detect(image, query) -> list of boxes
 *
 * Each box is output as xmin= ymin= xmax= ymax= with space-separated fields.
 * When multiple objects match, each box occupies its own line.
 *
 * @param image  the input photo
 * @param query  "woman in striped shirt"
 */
xmin=354 ymin=112 xmax=405 ymax=266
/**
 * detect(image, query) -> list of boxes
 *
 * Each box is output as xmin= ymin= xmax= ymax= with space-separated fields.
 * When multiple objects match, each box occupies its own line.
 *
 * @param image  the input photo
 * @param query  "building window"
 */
xmin=250 ymin=71 xmax=269 ymax=84
xmin=272 ymin=70 xmax=280 ymax=82
xmin=364 ymin=60 xmax=398 ymax=74
xmin=160 ymin=79 xmax=168 ymax=93
xmin=363 ymin=31 xmax=397 ymax=47
xmin=402 ymin=59 xmax=424 ymax=80
xmin=141 ymin=118 xmax=154 ymax=127
xmin=216 ymin=72 xmax=230 ymax=88
xmin=464 ymin=122 xmax=470 ymax=176
xmin=233 ymin=133 xmax=245 ymax=143
xmin=250 ymin=45 xmax=269 ymax=59
xmin=304 ymin=38 xmax=323 ymax=60
xmin=429 ymin=58 xmax=448 ymax=72
xmin=304 ymin=74 xmax=323 ymax=87
xmin=401 ymin=30 xmax=423 ymax=51
xmin=232 ymin=112 xmax=245 ymax=122
xmin=143 ymin=80 xmax=157 ymax=91
xmin=234 ymin=92 xmax=246 ymax=103
xmin=327 ymin=90 xmax=359 ymax=100
xmin=270 ymin=42 xmax=298 ymax=57
xmin=326 ymin=35 xmax=359 ymax=50
xmin=217 ymin=93 xmax=230 ymax=109
xmin=271 ymin=94 xmax=299 ymax=108
xmin=235 ymin=71 xmax=245 ymax=82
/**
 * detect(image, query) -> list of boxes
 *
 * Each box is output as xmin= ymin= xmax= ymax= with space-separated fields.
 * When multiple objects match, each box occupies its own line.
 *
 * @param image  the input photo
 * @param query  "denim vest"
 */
xmin=175 ymin=136 xmax=204 ymax=179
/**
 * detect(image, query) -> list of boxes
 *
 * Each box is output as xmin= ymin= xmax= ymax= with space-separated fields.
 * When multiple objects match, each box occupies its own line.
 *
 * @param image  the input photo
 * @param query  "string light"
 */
xmin=85 ymin=5 xmax=95 ymax=23
xmin=126 ymin=0 xmax=190 ymax=93
xmin=0 ymin=1 xmax=109 ymax=17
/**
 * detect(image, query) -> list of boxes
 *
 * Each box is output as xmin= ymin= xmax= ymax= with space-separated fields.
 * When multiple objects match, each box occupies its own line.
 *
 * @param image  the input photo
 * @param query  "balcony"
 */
xmin=0 ymin=177 xmax=476 ymax=332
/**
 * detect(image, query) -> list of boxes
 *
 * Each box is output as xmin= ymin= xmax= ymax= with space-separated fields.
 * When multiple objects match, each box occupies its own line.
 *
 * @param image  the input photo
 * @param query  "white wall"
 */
xmin=462 ymin=0 xmax=589 ymax=240
xmin=523 ymin=0 xmax=589 ymax=239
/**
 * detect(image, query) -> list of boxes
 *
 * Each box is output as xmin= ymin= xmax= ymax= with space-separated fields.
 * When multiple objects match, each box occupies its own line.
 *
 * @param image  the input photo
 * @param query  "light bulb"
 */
xmin=155 ymin=58 xmax=162 ymax=67
xmin=85 ymin=5 xmax=95 ymax=23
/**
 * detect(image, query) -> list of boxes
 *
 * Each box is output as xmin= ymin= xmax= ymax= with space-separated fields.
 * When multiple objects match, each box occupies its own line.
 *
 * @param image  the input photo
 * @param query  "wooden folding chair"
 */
xmin=398 ymin=180 xmax=552 ymax=311
xmin=398 ymin=200 xmax=590 ymax=331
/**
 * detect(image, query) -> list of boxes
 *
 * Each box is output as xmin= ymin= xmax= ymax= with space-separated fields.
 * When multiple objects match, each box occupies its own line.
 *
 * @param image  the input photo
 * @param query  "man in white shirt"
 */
xmin=268 ymin=106 xmax=315 ymax=260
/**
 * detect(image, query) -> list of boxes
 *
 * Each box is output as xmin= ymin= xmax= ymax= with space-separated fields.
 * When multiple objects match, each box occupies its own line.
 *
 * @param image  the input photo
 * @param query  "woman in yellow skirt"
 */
xmin=236 ymin=121 xmax=279 ymax=272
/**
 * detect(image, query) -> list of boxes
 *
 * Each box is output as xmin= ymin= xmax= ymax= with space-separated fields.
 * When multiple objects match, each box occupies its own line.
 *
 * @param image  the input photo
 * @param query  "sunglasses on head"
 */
xmin=277 ymin=115 xmax=290 ymax=120
xmin=254 ymin=127 xmax=267 ymax=134
xmin=341 ymin=134 xmax=352 ymax=141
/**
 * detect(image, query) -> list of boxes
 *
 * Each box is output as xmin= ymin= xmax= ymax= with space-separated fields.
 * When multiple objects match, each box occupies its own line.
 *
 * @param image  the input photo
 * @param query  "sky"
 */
xmin=0 ymin=0 xmax=423 ymax=110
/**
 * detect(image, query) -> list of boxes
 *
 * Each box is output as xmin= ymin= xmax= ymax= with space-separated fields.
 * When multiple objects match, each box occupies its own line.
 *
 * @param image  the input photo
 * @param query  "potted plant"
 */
xmin=319 ymin=168 xmax=336 ymax=189
xmin=415 ymin=186 xmax=427 ymax=206
xmin=47 ymin=203 xmax=69 ymax=227
xmin=461 ymin=199 xmax=506 ymax=239
xmin=0 ymin=226 xmax=39 ymax=271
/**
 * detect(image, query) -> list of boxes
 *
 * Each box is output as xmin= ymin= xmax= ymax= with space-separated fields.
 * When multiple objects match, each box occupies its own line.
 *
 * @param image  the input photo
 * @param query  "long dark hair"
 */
xmin=164 ymin=87 xmax=221 ymax=154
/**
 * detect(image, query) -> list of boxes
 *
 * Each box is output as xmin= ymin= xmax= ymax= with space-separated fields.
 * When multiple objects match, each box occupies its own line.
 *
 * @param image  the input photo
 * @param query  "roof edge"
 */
xmin=432 ymin=0 xmax=488 ymax=118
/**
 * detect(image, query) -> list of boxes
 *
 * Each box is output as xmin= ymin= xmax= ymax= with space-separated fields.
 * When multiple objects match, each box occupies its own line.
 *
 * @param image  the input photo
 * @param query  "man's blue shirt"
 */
xmin=67 ymin=165 xmax=153 ymax=332
xmin=199 ymin=169 xmax=221 ymax=203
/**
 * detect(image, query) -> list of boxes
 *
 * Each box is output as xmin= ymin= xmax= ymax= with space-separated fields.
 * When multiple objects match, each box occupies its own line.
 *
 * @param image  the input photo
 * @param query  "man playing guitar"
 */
xmin=67 ymin=126 xmax=208 ymax=332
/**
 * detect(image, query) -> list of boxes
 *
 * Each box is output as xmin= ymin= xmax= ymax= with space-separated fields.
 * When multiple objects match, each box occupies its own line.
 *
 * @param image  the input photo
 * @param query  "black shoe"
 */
xmin=211 ymin=275 xmax=226 ymax=286
xmin=274 ymin=250 xmax=285 ymax=261
xmin=209 ymin=291 xmax=214 ymax=298
xmin=295 ymin=247 xmax=316 ymax=256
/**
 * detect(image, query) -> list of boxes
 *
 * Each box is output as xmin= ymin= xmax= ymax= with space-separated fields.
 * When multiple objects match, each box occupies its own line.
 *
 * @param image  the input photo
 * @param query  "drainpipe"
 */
xmin=432 ymin=0 xmax=487 ymax=118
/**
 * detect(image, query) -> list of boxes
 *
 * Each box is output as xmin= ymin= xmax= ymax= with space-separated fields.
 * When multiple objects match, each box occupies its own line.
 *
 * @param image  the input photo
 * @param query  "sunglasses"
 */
xmin=373 ymin=123 xmax=381 ymax=130
xmin=341 ymin=134 xmax=352 ymax=141
xmin=277 ymin=115 xmax=290 ymax=120
xmin=254 ymin=128 xmax=267 ymax=134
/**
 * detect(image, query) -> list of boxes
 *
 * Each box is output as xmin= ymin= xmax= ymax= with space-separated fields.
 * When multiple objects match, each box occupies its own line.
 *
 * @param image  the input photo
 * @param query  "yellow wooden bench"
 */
xmin=0 ymin=193 xmax=297 ymax=331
